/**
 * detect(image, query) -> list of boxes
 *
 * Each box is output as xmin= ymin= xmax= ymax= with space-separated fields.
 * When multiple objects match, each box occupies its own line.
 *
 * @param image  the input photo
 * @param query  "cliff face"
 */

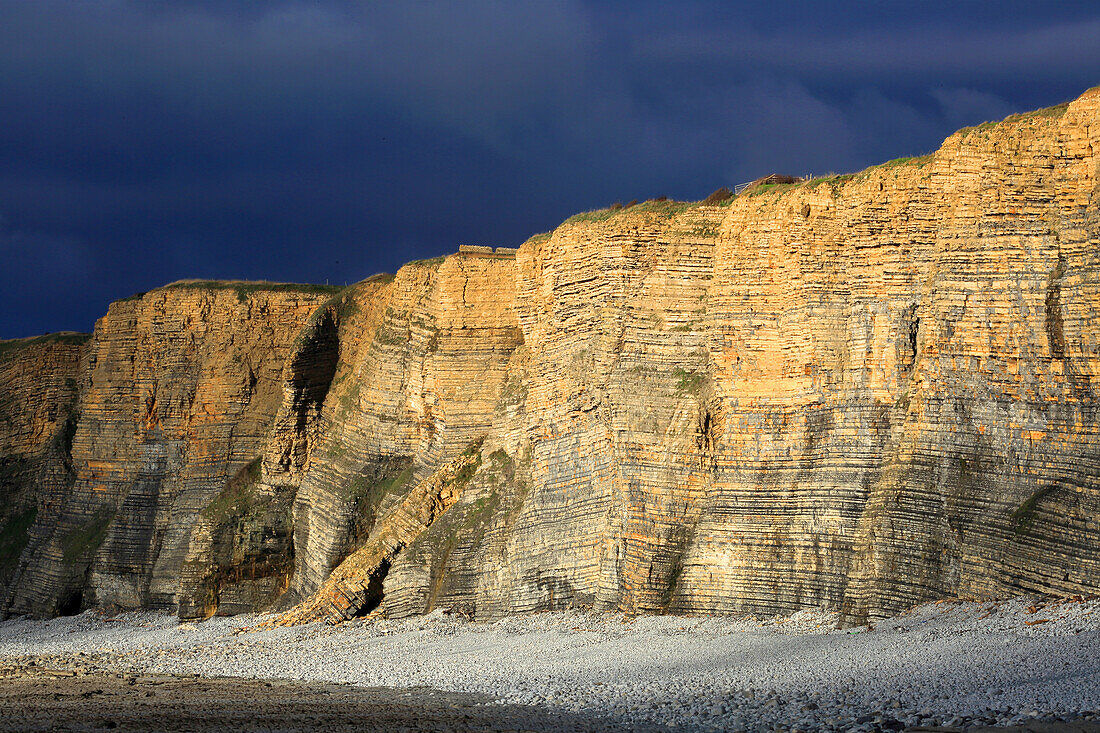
xmin=367 ymin=86 xmax=1100 ymax=624
xmin=176 ymin=254 xmax=524 ymax=620
xmin=0 ymin=334 xmax=87 ymax=607
xmin=3 ymin=285 xmax=337 ymax=616
xmin=838 ymin=91 xmax=1100 ymax=620
xmin=3 ymin=86 xmax=1099 ymax=623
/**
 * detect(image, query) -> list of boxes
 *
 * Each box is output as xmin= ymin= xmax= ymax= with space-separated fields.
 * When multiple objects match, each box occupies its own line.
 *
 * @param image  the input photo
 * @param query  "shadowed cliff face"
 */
xmin=0 ymin=334 xmax=87 ymax=612
xmin=4 ymin=87 xmax=1100 ymax=623
xmin=174 ymin=254 xmax=525 ymax=620
xmin=268 ymin=255 xmax=524 ymax=612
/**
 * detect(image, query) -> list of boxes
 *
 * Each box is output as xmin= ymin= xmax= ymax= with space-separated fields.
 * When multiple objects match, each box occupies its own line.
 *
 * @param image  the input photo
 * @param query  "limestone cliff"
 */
xmin=3 ymin=86 xmax=1100 ymax=623
xmin=312 ymin=86 xmax=1100 ymax=625
xmin=2 ymin=284 xmax=338 ymax=616
xmin=176 ymin=253 xmax=523 ymax=619
xmin=0 ymin=334 xmax=87 ymax=609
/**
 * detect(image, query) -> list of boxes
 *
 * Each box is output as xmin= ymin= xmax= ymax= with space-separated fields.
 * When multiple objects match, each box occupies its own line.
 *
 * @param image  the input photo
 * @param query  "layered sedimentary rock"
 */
xmin=3 ymin=86 xmax=1100 ymax=624
xmin=339 ymin=87 xmax=1100 ymax=624
xmin=0 ymin=334 xmax=87 ymax=608
xmin=176 ymin=253 xmax=526 ymax=620
xmin=3 ymin=284 xmax=337 ymax=616
xmin=274 ymin=445 xmax=483 ymax=625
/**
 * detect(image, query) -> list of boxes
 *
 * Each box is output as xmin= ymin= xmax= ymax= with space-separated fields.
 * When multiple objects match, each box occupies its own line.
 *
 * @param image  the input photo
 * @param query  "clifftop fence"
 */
xmin=733 ymin=173 xmax=808 ymax=195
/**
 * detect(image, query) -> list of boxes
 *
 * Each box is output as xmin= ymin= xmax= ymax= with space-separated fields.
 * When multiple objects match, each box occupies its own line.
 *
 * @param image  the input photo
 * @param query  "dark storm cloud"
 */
xmin=2 ymin=0 xmax=1099 ymax=337
xmin=641 ymin=18 xmax=1100 ymax=84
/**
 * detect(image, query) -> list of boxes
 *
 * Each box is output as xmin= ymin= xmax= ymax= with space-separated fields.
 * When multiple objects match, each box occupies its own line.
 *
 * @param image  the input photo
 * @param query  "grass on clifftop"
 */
xmin=555 ymin=94 xmax=1077 ymax=226
xmin=564 ymin=198 xmax=693 ymax=225
xmin=522 ymin=232 xmax=552 ymax=247
xmin=871 ymin=154 xmax=934 ymax=170
xmin=121 ymin=280 xmax=344 ymax=304
xmin=0 ymin=332 xmax=91 ymax=363
xmin=558 ymin=152 xmax=934 ymax=223
xmin=958 ymin=101 xmax=1071 ymax=139
xmin=746 ymin=181 xmax=803 ymax=196
xmin=406 ymin=255 xmax=447 ymax=268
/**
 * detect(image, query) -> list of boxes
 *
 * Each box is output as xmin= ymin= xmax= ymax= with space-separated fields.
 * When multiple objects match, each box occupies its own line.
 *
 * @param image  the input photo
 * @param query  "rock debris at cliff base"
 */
xmin=1 ymin=596 xmax=1099 ymax=733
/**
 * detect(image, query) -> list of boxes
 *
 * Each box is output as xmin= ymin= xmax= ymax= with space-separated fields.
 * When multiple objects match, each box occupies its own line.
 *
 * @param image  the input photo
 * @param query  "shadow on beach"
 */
xmin=0 ymin=668 xmax=649 ymax=733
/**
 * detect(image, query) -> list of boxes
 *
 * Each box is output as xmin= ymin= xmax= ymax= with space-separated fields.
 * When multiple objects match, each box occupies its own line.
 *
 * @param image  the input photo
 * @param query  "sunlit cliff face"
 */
xmin=2 ymin=87 xmax=1099 ymax=626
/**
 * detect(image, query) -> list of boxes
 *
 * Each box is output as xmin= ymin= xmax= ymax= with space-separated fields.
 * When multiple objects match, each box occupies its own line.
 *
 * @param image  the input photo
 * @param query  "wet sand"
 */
xmin=2 ymin=662 xmax=1099 ymax=732
xmin=0 ymin=663 xmax=638 ymax=732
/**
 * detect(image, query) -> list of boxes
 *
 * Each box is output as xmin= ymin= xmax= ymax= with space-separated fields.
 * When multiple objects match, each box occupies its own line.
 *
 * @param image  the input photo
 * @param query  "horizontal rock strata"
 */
xmin=3 ymin=86 xmax=1100 ymax=624
xmin=0 ymin=334 xmax=87 ymax=609
xmin=2 ymin=284 xmax=338 ymax=617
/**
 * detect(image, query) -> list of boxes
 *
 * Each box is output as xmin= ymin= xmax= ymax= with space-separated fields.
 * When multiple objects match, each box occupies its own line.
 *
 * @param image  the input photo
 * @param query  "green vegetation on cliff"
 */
xmin=121 ymin=280 xmax=344 ymax=304
xmin=565 ymin=198 xmax=693 ymax=225
xmin=0 ymin=333 xmax=90 ymax=363
xmin=61 ymin=506 xmax=114 ymax=563
xmin=958 ymin=102 xmax=1069 ymax=140
xmin=344 ymin=457 xmax=416 ymax=548
xmin=202 ymin=458 xmax=264 ymax=525
xmin=1011 ymin=484 xmax=1061 ymax=535
xmin=0 ymin=507 xmax=37 ymax=575
xmin=674 ymin=368 xmax=705 ymax=395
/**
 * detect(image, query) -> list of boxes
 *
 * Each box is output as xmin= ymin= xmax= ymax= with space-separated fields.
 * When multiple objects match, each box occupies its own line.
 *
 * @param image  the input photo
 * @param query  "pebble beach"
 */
xmin=1 ymin=596 xmax=1098 ymax=732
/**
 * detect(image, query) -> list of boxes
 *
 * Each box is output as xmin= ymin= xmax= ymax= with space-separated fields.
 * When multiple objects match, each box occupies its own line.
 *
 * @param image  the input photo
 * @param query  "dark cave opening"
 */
xmin=353 ymin=558 xmax=391 ymax=618
xmin=56 ymin=589 xmax=83 ymax=617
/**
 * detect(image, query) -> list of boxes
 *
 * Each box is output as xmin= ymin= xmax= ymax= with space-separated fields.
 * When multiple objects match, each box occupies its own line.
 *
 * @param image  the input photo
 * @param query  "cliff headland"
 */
xmin=2 ymin=85 xmax=1099 ymax=627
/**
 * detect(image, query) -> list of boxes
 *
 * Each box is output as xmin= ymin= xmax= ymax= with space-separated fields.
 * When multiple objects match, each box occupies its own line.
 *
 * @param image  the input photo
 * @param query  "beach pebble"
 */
xmin=0 ymin=595 xmax=1097 ymax=731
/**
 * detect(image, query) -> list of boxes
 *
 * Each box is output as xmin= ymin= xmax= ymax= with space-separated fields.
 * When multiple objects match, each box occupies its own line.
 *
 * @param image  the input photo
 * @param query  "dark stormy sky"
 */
xmin=2 ymin=1 xmax=1100 ymax=338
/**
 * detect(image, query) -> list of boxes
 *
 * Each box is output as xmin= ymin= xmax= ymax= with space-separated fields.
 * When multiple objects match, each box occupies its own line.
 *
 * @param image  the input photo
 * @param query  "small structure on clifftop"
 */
xmin=457 ymin=245 xmax=518 ymax=258
xmin=733 ymin=173 xmax=806 ymax=195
